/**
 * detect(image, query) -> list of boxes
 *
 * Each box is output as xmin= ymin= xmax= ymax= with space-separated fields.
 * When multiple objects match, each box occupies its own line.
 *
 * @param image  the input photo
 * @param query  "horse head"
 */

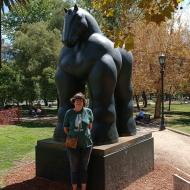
xmin=62 ymin=5 xmax=101 ymax=47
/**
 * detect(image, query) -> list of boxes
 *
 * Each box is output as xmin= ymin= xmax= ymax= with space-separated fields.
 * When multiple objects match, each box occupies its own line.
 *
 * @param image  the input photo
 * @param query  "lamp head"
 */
xmin=159 ymin=53 xmax=166 ymax=66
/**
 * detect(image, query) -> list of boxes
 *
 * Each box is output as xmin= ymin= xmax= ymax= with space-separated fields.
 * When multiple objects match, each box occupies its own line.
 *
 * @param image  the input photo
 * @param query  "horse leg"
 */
xmin=53 ymin=69 xmax=85 ymax=140
xmin=88 ymin=55 xmax=119 ymax=145
xmin=115 ymin=49 xmax=136 ymax=136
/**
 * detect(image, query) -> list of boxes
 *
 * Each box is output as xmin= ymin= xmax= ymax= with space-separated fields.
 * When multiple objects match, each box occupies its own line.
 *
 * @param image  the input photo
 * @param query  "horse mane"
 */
xmin=71 ymin=7 xmax=102 ymax=35
xmin=81 ymin=8 xmax=102 ymax=34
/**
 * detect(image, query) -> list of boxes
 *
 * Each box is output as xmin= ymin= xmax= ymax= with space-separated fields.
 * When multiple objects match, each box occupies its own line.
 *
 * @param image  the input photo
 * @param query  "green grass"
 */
xmin=0 ymin=122 xmax=54 ymax=174
xmin=134 ymin=102 xmax=190 ymax=134
xmin=165 ymin=104 xmax=190 ymax=134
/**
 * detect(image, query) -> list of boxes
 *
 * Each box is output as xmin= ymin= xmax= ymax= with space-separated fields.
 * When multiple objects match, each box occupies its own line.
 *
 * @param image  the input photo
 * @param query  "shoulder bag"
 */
xmin=65 ymin=113 xmax=82 ymax=149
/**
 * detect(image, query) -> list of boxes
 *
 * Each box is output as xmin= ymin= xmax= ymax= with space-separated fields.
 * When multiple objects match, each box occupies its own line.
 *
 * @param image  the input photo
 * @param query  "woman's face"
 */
xmin=74 ymin=98 xmax=84 ymax=111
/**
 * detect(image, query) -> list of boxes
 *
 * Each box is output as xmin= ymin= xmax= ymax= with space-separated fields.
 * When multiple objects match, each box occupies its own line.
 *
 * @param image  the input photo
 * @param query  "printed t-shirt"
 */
xmin=64 ymin=107 xmax=93 ymax=148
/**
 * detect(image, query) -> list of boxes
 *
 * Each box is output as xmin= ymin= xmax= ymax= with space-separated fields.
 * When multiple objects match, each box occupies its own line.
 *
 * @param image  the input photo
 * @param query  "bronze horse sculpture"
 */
xmin=53 ymin=5 xmax=136 ymax=145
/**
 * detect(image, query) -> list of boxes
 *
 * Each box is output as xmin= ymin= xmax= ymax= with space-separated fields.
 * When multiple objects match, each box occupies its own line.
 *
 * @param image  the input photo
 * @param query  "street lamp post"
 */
xmin=159 ymin=53 xmax=166 ymax=131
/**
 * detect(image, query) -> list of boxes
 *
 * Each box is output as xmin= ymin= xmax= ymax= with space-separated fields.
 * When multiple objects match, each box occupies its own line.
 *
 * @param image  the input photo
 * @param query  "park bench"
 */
xmin=144 ymin=113 xmax=151 ymax=122
xmin=135 ymin=113 xmax=152 ymax=125
xmin=28 ymin=108 xmax=46 ymax=117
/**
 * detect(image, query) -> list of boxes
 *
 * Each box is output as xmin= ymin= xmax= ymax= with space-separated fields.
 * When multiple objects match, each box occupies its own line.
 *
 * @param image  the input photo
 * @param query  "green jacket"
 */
xmin=64 ymin=107 xmax=93 ymax=148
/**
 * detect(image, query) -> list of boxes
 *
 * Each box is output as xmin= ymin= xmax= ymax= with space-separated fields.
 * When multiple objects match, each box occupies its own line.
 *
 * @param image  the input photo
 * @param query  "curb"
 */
xmin=166 ymin=127 xmax=190 ymax=137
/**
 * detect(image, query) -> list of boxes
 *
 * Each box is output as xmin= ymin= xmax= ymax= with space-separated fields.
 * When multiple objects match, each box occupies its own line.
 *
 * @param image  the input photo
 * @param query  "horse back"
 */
xmin=88 ymin=33 xmax=123 ymax=71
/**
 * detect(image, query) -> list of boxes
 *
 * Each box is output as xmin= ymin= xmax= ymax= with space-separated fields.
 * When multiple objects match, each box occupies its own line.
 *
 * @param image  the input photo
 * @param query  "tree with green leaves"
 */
xmin=13 ymin=21 xmax=62 ymax=104
xmin=1 ymin=0 xmax=75 ymax=105
xmin=1 ymin=0 xmax=71 ymax=40
xmin=0 ymin=62 xmax=24 ymax=106
xmin=40 ymin=67 xmax=57 ymax=106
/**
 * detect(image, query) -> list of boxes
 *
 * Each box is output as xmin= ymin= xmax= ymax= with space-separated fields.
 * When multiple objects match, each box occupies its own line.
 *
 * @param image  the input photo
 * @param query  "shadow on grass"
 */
xmin=165 ymin=111 xmax=190 ymax=117
xmin=3 ymin=177 xmax=69 ymax=190
xmin=167 ymin=118 xmax=190 ymax=125
xmin=18 ymin=122 xmax=55 ymax=128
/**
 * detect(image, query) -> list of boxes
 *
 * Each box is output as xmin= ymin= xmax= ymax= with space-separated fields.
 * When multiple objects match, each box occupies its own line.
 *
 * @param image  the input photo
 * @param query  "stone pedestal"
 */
xmin=36 ymin=132 xmax=154 ymax=190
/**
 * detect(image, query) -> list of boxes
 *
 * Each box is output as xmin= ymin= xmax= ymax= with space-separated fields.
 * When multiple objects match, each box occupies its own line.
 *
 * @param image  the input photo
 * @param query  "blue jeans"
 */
xmin=67 ymin=146 xmax=92 ymax=184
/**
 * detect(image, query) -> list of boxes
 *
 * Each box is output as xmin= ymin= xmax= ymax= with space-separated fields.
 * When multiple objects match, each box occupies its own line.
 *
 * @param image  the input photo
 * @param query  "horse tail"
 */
xmin=115 ymin=48 xmax=136 ymax=136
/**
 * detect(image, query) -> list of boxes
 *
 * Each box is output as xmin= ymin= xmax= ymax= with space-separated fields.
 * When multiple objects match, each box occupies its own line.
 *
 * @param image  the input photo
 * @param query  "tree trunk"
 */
xmin=154 ymin=91 xmax=161 ymax=118
xmin=142 ymin=91 xmax=147 ymax=107
xmin=134 ymin=95 xmax=140 ymax=111
xmin=168 ymin=94 xmax=172 ymax=111
xmin=3 ymin=99 xmax=6 ymax=107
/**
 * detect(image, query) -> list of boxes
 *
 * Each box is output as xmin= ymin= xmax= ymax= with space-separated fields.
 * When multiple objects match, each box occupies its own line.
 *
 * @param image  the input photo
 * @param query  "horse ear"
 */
xmin=74 ymin=4 xmax=78 ymax=12
xmin=64 ymin=8 xmax=68 ymax=13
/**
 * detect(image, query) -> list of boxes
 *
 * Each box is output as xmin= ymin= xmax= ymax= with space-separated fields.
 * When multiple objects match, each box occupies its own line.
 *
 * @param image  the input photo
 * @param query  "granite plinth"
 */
xmin=36 ymin=132 xmax=154 ymax=190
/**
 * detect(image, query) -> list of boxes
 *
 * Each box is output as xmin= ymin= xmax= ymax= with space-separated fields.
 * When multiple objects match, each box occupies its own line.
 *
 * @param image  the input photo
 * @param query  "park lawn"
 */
xmin=135 ymin=102 xmax=190 ymax=134
xmin=165 ymin=104 xmax=190 ymax=134
xmin=0 ymin=122 xmax=54 ymax=180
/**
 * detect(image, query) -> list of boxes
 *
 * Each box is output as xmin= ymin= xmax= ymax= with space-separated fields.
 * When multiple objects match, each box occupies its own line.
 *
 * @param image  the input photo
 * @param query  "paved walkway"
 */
xmin=138 ymin=126 xmax=190 ymax=173
xmin=153 ymin=129 xmax=190 ymax=173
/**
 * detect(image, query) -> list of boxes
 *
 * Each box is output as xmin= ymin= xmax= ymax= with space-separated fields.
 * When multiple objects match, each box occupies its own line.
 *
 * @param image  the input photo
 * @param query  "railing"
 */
xmin=0 ymin=107 xmax=22 ymax=125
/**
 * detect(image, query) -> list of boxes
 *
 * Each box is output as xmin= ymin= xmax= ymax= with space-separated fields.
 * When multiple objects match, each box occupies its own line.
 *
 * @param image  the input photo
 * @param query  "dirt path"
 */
xmin=2 ymin=120 xmax=190 ymax=190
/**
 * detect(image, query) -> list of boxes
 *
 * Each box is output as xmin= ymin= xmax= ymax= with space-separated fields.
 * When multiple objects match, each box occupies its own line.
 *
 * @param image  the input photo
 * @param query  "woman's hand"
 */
xmin=64 ymin=127 xmax=69 ymax=135
xmin=88 ymin=123 xmax=92 ymax=129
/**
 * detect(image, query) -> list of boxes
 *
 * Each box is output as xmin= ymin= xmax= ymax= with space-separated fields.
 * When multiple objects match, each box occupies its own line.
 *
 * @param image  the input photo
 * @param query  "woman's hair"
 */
xmin=70 ymin=92 xmax=86 ymax=106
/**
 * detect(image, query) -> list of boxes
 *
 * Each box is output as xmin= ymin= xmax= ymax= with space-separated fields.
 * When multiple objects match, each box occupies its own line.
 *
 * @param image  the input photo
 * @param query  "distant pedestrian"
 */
xmin=135 ymin=109 xmax=145 ymax=121
xmin=36 ymin=108 xmax=42 ymax=116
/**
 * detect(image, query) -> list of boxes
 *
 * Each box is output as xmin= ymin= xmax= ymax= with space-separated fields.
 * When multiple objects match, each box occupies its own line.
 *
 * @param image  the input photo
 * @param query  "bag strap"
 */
xmin=76 ymin=113 xmax=82 ymax=141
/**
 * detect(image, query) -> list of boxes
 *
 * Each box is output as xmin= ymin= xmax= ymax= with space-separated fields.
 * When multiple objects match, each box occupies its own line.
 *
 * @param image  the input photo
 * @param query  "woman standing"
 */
xmin=64 ymin=92 xmax=93 ymax=190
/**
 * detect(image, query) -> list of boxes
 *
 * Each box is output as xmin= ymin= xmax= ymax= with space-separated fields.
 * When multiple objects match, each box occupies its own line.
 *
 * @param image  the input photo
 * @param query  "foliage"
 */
xmin=1 ymin=0 xmax=74 ymax=104
xmin=1 ymin=0 xmax=71 ymax=40
xmin=130 ymin=15 xmax=190 ymax=117
xmin=0 ymin=63 xmax=24 ymax=105
xmin=92 ymin=0 xmax=184 ymax=49
xmin=13 ymin=21 xmax=62 ymax=102
xmin=132 ymin=20 xmax=190 ymax=96
xmin=40 ymin=67 xmax=57 ymax=102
